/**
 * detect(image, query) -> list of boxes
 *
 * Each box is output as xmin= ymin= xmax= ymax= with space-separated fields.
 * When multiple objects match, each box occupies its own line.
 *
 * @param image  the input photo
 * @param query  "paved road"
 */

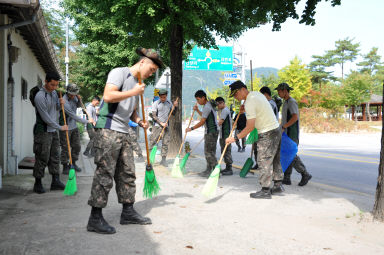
xmin=182 ymin=126 xmax=381 ymax=196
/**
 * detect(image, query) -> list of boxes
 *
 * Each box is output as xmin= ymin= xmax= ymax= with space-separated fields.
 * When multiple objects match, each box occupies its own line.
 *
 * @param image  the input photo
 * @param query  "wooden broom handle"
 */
xmin=177 ymin=105 xmax=196 ymax=155
xmin=190 ymin=136 xmax=204 ymax=154
xmin=138 ymin=72 xmax=151 ymax=164
xmin=218 ymin=105 xmax=242 ymax=164
xmin=59 ymin=91 xmax=72 ymax=165
xmin=156 ymin=97 xmax=179 ymax=144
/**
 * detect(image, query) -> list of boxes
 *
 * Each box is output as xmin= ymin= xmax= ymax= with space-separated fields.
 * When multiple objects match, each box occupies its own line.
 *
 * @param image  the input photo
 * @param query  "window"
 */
xmin=21 ymin=78 xmax=27 ymax=101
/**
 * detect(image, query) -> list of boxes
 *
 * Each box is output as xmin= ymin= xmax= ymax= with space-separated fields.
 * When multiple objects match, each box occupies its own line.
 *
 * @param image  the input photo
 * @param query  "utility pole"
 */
xmin=65 ymin=17 xmax=69 ymax=87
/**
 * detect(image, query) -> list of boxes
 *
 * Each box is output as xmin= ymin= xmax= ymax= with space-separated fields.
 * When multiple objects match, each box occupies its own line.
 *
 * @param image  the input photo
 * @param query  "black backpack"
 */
xmin=29 ymin=85 xmax=41 ymax=107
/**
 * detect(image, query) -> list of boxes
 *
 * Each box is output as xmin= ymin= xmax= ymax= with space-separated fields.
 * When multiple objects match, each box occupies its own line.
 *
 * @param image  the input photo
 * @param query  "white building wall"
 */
xmin=10 ymin=30 xmax=45 ymax=163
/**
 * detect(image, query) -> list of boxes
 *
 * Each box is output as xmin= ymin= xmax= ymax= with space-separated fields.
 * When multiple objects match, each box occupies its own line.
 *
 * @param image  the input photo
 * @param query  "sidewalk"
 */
xmin=1 ymin=136 xmax=384 ymax=255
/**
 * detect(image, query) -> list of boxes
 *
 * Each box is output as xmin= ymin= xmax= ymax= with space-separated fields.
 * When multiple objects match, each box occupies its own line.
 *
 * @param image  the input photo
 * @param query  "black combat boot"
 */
xmin=33 ymin=178 xmax=46 ymax=194
xmin=120 ymin=203 xmax=152 ymax=225
xmin=83 ymin=150 xmax=89 ymax=157
xmin=87 ymin=207 xmax=116 ymax=234
xmin=282 ymin=167 xmax=292 ymax=185
xmin=298 ymin=172 xmax=312 ymax=186
xmin=251 ymin=163 xmax=258 ymax=170
xmin=62 ymin=163 xmax=70 ymax=175
xmin=198 ymin=167 xmax=212 ymax=177
xmin=221 ymin=165 xmax=233 ymax=176
xmin=237 ymin=146 xmax=241 ymax=152
xmin=160 ymin=156 xmax=168 ymax=167
xmin=241 ymin=147 xmax=246 ymax=152
xmin=271 ymin=181 xmax=285 ymax=195
xmin=250 ymin=187 xmax=272 ymax=199
xmin=73 ymin=162 xmax=82 ymax=172
xmin=51 ymin=174 xmax=65 ymax=190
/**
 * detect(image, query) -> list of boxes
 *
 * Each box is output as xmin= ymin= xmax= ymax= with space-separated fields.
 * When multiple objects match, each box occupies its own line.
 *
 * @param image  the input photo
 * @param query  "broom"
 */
xmin=171 ymin=106 xmax=196 ymax=178
xmin=138 ymin=72 xmax=160 ymax=198
xmin=180 ymin=136 xmax=204 ymax=173
xmin=240 ymin=142 xmax=256 ymax=178
xmin=79 ymin=98 xmax=95 ymax=127
xmin=59 ymin=91 xmax=77 ymax=196
xmin=150 ymin=97 xmax=179 ymax=165
xmin=202 ymin=109 xmax=241 ymax=198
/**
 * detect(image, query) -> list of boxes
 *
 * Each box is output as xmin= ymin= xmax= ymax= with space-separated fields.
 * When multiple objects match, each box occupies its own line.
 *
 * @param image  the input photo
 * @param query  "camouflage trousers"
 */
xmin=235 ymin=128 xmax=247 ymax=149
xmin=149 ymin=125 xmax=170 ymax=157
xmin=84 ymin=125 xmax=96 ymax=155
xmin=284 ymin=137 xmax=308 ymax=176
xmin=128 ymin=127 xmax=143 ymax=157
xmin=219 ymin=137 xmax=233 ymax=167
xmin=204 ymin=132 xmax=218 ymax=171
xmin=33 ymin=131 xmax=60 ymax=178
xmin=256 ymin=127 xmax=283 ymax=188
xmin=88 ymin=129 xmax=136 ymax=208
xmin=59 ymin=128 xmax=81 ymax=165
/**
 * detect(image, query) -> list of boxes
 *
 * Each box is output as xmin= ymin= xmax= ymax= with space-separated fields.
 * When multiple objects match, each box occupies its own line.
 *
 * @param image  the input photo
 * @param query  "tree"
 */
xmin=357 ymin=47 xmax=383 ymax=76
xmin=373 ymin=82 xmax=384 ymax=221
xmin=62 ymin=0 xmax=341 ymax=154
xmin=342 ymin=71 xmax=371 ymax=121
xmin=308 ymin=53 xmax=335 ymax=90
xmin=327 ymin=37 xmax=360 ymax=80
xmin=357 ymin=47 xmax=383 ymax=121
xmin=278 ymin=56 xmax=312 ymax=102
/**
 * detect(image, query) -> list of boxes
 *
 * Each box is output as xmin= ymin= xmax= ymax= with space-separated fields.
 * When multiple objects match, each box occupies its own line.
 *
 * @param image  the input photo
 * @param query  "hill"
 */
xmin=144 ymin=67 xmax=278 ymax=117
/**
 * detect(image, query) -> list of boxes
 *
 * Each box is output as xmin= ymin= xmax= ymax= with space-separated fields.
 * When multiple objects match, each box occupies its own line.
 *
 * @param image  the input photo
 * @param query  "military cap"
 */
xmin=275 ymin=82 xmax=294 ymax=91
xmin=136 ymin=47 xmax=164 ymax=68
xmin=229 ymin=80 xmax=247 ymax=97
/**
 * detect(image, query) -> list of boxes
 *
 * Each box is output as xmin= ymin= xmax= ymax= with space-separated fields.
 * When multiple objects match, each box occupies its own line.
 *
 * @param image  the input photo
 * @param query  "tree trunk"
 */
xmin=367 ymin=102 xmax=372 ymax=121
xmin=373 ymin=82 xmax=384 ymax=221
xmin=168 ymin=24 xmax=183 ymax=157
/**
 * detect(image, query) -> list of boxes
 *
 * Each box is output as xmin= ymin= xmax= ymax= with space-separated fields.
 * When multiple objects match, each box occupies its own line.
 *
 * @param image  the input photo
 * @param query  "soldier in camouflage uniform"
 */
xmin=128 ymin=120 xmax=144 ymax=162
xmin=186 ymin=90 xmax=218 ymax=177
xmin=31 ymin=72 xmax=68 ymax=194
xmin=83 ymin=95 xmax=100 ymax=157
xmin=59 ymin=84 xmax=95 ymax=174
xmin=149 ymin=88 xmax=178 ymax=167
xmin=87 ymin=47 xmax=163 ymax=235
xmin=226 ymin=81 xmax=284 ymax=199
xmin=276 ymin=82 xmax=312 ymax=186
xmin=215 ymin=97 xmax=233 ymax=175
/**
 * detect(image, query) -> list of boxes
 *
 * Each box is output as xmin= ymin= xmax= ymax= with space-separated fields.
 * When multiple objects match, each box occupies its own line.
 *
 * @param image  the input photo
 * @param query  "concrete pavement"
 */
xmin=1 ymin=135 xmax=384 ymax=254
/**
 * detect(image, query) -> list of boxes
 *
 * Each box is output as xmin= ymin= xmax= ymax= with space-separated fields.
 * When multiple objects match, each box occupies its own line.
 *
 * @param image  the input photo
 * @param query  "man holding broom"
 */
xmin=149 ymin=88 xmax=178 ymax=167
xmin=226 ymin=81 xmax=284 ymax=199
xmin=59 ymin=83 xmax=95 ymax=174
xmin=186 ymin=90 xmax=218 ymax=177
xmin=215 ymin=97 xmax=233 ymax=176
xmin=87 ymin=48 xmax=163 ymax=234
xmin=32 ymin=72 xmax=68 ymax=194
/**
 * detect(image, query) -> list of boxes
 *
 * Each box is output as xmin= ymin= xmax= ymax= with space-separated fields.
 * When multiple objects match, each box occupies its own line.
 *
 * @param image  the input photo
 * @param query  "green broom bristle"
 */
xmin=143 ymin=167 xmax=160 ymax=199
xmin=150 ymin=146 xmax=157 ymax=165
xmin=171 ymin=155 xmax=183 ymax=178
xmin=239 ymin=157 xmax=254 ymax=178
xmin=201 ymin=165 xmax=221 ymax=198
xmin=179 ymin=152 xmax=190 ymax=174
xmin=63 ymin=168 xmax=77 ymax=196
xmin=246 ymin=128 xmax=259 ymax=144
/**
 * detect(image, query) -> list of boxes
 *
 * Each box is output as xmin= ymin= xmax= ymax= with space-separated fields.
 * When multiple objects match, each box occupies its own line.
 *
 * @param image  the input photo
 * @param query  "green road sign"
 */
xmin=184 ymin=46 xmax=233 ymax=71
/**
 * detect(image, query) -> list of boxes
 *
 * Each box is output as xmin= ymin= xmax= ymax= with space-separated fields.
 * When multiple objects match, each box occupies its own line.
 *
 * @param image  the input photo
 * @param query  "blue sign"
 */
xmin=224 ymin=73 xmax=239 ymax=79
xmin=223 ymin=80 xmax=236 ymax=86
xmin=184 ymin=46 xmax=233 ymax=71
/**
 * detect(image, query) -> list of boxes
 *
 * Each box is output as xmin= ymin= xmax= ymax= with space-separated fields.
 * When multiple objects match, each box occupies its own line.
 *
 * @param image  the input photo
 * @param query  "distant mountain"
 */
xmin=144 ymin=67 xmax=279 ymax=117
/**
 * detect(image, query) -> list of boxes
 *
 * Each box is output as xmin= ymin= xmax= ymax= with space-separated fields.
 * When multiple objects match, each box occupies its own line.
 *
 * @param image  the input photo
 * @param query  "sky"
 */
xmin=218 ymin=0 xmax=384 ymax=76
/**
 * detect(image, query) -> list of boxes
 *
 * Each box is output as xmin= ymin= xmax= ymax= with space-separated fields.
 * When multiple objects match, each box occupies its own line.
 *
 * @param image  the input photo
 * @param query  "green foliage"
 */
xmin=327 ymin=37 xmax=360 ymax=80
xmin=308 ymin=53 xmax=335 ymax=85
xmin=342 ymin=71 xmax=372 ymax=107
xmin=278 ymin=56 xmax=312 ymax=101
xmin=357 ymin=47 xmax=383 ymax=75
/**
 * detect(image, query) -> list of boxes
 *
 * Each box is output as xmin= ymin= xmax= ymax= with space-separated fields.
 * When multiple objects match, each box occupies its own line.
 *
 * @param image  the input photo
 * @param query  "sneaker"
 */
xmin=250 ymin=188 xmax=272 ymax=199
xmin=298 ymin=173 xmax=312 ymax=186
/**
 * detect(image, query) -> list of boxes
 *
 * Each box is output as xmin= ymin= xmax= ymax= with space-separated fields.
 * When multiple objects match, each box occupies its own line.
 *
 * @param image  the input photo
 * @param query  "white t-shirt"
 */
xmin=244 ymin=91 xmax=279 ymax=134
